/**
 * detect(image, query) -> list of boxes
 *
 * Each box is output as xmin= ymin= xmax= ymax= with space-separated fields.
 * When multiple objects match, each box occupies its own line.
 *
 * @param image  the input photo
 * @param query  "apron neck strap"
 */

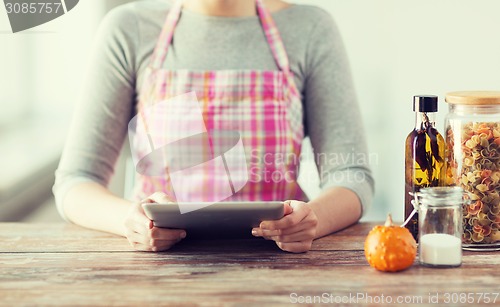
xmin=255 ymin=0 xmax=290 ymax=73
xmin=150 ymin=0 xmax=291 ymax=73
xmin=151 ymin=0 xmax=184 ymax=69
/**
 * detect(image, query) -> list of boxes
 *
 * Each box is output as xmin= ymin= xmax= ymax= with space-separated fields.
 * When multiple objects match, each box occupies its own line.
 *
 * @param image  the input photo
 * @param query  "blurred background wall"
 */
xmin=0 ymin=0 xmax=499 ymax=222
xmin=0 ymin=0 xmax=132 ymax=222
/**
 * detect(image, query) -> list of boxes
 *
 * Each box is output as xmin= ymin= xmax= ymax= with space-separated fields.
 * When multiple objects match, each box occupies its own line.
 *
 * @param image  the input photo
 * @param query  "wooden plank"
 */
xmin=0 ymin=250 xmax=498 ymax=269
xmin=0 ymin=223 xmax=130 ymax=252
xmin=1 ymin=223 xmax=500 ymax=306
xmin=0 ymin=223 xmax=374 ymax=253
xmin=0 ymin=252 xmax=499 ymax=306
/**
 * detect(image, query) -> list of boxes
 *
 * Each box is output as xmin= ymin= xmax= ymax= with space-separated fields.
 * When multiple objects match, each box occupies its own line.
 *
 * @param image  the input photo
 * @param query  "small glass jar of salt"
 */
xmin=417 ymin=187 xmax=463 ymax=268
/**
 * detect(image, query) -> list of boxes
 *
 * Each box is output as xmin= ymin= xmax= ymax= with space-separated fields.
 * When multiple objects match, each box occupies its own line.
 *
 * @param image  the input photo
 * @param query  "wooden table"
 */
xmin=1 ymin=223 xmax=499 ymax=306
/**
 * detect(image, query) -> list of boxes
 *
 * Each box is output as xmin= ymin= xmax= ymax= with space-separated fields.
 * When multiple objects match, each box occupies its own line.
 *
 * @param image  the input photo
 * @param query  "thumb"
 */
xmin=283 ymin=201 xmax=293 ymax=216
xmin=146 ymin=192 xmax=175 ymax=204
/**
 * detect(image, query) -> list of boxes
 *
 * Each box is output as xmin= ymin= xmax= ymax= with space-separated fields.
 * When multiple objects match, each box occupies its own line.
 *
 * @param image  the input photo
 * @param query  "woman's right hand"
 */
xmin=124 ymin=192 xmax=186 ymax=252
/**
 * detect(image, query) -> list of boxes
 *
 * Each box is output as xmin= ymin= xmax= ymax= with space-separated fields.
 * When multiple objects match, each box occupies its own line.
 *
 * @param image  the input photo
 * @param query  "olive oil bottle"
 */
xmin=405 ymin=96 xmax=445 ymax=241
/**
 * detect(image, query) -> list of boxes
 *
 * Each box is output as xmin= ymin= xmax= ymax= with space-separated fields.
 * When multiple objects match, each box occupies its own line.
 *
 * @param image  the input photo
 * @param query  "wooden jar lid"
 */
xmin=445 ymin=91 xmax=500 ymax=105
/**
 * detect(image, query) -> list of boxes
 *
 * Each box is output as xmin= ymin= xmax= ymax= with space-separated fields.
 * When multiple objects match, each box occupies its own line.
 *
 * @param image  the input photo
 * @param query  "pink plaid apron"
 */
xmin=131 ymin=0 xmax=305 ymax=203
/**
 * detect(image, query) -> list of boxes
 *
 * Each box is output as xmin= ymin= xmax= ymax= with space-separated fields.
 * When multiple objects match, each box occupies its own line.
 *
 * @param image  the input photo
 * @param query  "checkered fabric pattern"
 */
xmin=132 ymin=0 xmax=305 ymax=203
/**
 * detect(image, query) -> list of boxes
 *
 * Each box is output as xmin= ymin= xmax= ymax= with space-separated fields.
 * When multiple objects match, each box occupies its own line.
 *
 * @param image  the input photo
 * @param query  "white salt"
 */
xmin=420 ymin=233 xmax=462 ymax=266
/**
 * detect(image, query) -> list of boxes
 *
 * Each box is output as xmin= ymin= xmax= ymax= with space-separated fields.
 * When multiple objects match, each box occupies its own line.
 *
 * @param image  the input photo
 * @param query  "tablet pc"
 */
xmin=142 ymin=201 xmax=284 ymax=239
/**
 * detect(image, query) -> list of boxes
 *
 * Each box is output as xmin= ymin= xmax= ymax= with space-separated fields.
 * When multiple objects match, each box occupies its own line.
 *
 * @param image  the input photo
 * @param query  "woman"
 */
xmin=54 ymin=0 xmax=374 ymax=253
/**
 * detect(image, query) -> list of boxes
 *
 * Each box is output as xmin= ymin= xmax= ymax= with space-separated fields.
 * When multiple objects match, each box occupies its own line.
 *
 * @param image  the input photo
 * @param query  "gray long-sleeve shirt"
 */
xmin=53 ymin=0 xmax=374 ymax=218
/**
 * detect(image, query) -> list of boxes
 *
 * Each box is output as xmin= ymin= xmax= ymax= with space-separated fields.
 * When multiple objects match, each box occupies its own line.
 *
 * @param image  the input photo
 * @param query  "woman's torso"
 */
xmin=125 ymin=0 xmax=327 ymax=103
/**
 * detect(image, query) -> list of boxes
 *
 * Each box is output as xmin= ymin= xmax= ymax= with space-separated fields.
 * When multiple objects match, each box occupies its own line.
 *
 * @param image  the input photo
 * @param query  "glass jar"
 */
xmin=417 ymin=187 xmax=463 ymax=268
xmin=445 ymin=91 xmax=500 ymax=251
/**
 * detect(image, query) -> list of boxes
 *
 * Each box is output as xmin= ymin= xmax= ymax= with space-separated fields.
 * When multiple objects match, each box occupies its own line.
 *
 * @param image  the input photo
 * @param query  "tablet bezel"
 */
xmin=142 ymin=201 xmax=284 ymax=238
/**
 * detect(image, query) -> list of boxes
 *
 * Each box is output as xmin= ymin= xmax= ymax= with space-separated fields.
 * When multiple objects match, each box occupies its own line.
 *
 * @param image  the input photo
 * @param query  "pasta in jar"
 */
xmin=445 ymin=91 xmax=500 ymax=250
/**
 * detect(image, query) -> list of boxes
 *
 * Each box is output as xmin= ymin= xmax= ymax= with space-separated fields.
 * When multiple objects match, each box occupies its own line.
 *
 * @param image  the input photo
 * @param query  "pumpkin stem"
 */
xmin=385 ymin=214 xmax=394 ymax=227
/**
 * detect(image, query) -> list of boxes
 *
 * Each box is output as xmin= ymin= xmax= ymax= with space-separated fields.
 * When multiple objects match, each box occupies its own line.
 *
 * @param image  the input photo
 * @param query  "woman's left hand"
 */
xmin=252 ymin=200 xmax=318 ymax=253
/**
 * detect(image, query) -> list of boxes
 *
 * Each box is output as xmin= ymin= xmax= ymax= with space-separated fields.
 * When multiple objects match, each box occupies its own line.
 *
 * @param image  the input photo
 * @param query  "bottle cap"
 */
xmin=413 ymin=95 xmax=438 ymax=112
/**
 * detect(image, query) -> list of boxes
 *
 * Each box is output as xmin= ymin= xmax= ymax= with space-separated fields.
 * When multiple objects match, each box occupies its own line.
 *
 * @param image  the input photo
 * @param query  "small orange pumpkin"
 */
xmin=364 ymin=214 xmax=417 ymax=272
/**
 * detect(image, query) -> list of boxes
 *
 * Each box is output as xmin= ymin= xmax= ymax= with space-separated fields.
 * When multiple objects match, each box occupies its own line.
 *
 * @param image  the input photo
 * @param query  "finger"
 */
xmin=251 ymin=227 xmax=270 ymax=237
xmin=276 ymin=241 xmax=312 ymax=253
xmin=134 ymin=215 xmax=153 ymax=232
xmin=252 ymin=227 xmax=284 ymax=238
xmin=140 ymin=198 xmax=155 ymax=204
xmin=258 ymin=222 xmax=307 ymax=237
xmin=283 ymin=201 xmax=293 ymax=216
xmin=130 ymin=242 xmax=153 ymax=252
xmin=147 ymin=192 xmax=175 ymax=204
xmin=288 ymin=200 xmax=307 ymax=211
xmin=128 ymin=233 xmax=183 ymax=251
xmin=124 ymin=218 xmax=147 ymax=236
xmin=149 ymin=227 xmax=186 ymax=240
xmin=261 ymin=202 xmax=309 ymax=230
xmin=150 ymin=239 xmax=182 ymax=252
xmin=127 ymin=231 xmax=150 ymax=246
xmin=130 ymin=241 xmax=177 ymax=252
xmin=132 ymin=204 xmax=153 ymax=230
xmin=125 ymin=217 xmax=153 ymax=235
xmin=276 ymin=215 xmax=318 ymax=235
xmin=253 ymin=214 xmax=313 ymax=237
xmin=254 ymin=222 xmax=315 ymax=242
xmin=251 ymin=228 xmax=274 ymax=240
xmin=268 ymin=228 xmax=316 ymax=243
xmin=124 ymin=203 xmax=152 ymax=239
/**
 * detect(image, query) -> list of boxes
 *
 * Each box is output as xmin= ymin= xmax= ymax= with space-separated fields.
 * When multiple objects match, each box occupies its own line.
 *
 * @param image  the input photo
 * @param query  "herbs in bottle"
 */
xmin=405 ymin=95 xmax=446 ymax=241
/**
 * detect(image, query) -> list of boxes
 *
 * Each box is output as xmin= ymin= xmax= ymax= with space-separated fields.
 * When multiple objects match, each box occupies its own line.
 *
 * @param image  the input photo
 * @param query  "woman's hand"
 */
xmin=251 ymin=200 xmax=318 ymax=253
xmin=123 ymin=192 xmax=186 ymax=252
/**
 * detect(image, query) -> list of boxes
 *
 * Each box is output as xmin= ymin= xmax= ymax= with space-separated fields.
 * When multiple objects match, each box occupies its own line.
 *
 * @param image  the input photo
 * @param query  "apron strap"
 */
xmin=255 ymin=0 xmax=291 ymax=73
xmin=149 ymin=0 xmax=292 ymax=73
xmin=150 ymin=0 xmax=184 ymax=69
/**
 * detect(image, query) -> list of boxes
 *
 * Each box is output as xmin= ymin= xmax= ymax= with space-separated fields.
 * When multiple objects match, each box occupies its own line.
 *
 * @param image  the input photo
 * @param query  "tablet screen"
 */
xmin=142 ymin=201 xmax=284 ymax=239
